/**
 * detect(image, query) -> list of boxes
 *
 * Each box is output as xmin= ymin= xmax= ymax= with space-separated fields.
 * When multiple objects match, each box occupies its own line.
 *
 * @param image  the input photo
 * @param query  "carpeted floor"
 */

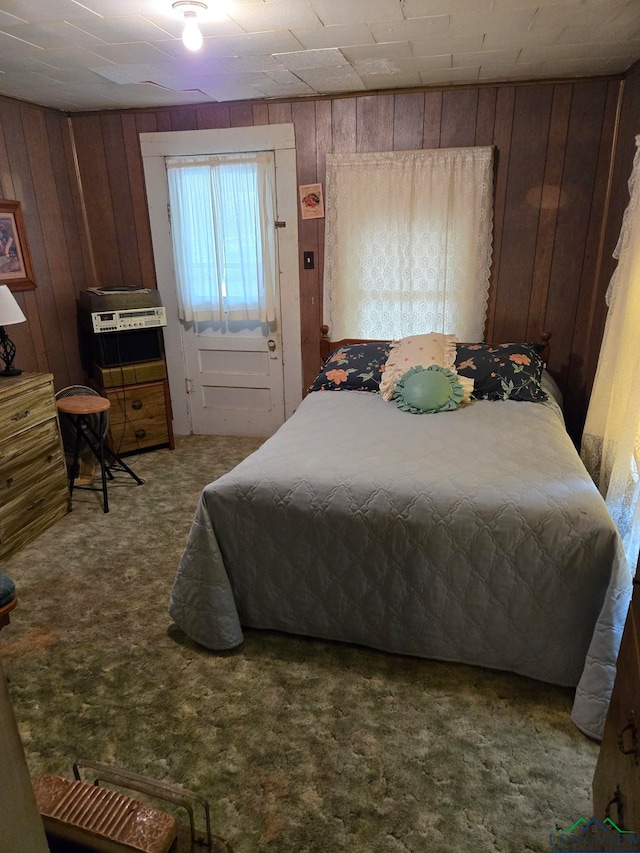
xmin=1 ymin=436 xmax=599 ymax=852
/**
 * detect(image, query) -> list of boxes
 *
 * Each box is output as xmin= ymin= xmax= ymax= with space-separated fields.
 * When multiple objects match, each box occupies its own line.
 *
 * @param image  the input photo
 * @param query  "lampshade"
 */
xmin=0 ymin=285 xmax=26 ymax=376
xmin=0 ymin=285 xmax=26 ymax=326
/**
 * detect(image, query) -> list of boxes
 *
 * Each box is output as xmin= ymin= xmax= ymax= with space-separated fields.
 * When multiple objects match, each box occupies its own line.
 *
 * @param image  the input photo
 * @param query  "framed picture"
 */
xmin=299 ymin=183 xmax=325 ymax=220
xmin=0 ymin=200 xmax=36 ymax=291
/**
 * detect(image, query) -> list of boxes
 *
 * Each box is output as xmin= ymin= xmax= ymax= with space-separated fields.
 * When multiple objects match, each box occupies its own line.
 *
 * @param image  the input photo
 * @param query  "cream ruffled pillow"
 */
xmin=380 ymin=332 xmax=474 ymax=402
xmin=381 ymin=333 xmax=455 ymax=401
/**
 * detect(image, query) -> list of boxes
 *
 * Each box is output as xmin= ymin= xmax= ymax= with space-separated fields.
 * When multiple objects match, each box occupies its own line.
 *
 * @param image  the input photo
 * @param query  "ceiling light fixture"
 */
xmin=172 ymin=1 xmax=208 ymax=52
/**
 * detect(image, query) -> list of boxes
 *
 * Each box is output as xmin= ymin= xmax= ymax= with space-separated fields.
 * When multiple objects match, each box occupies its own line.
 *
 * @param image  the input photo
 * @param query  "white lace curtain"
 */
xmin=166 ymin=151 xmax=277 ymax=323
xmin=323 ymin=146 xmax=494 ymax=341
xmin=581 ymin=135 xmax=640 ymax=573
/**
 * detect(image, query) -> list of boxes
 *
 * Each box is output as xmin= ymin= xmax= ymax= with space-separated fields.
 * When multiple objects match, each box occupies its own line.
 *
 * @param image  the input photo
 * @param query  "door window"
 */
xmin=166 ymin=151 xmax=277 ymax=324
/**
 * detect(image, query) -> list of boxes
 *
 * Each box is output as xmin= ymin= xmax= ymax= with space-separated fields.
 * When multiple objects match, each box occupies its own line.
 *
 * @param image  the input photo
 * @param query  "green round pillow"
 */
xmin=395 ymin=365 xmax=465 ymax=414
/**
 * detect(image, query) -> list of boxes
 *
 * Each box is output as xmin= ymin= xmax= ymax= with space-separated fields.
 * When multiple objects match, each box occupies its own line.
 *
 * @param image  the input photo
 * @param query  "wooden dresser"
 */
xmin=0 ymin=373 xmax=70 ymax=561
xmin=592 ymin=565 xmax=640 ymax=830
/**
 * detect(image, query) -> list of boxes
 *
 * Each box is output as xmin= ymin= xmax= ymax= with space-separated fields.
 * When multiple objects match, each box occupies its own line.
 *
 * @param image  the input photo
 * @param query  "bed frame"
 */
xmin=319 ymin=324 xmax=552 ymax=365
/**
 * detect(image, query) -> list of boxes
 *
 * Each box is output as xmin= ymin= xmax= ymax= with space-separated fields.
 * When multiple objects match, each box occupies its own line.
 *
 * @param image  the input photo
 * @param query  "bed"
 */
xmin=169 ymin=334 xmax=632 ymax=741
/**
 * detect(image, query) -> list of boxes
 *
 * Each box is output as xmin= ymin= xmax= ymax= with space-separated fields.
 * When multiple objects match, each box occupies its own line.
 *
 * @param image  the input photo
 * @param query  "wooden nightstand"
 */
xmin=89 ymin=359 xmax=174 ymax=456
xmin=103 ymin=379 xmax=175 ymax=456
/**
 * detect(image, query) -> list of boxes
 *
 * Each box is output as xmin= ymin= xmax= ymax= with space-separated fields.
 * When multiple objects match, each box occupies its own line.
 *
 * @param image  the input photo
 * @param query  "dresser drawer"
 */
xmin=105 ymin=382 xmax=170 ymax=454
xmin=0 ymin=380 xmax=58 ymax=446
xmin=0 ymin=419 xmax=66 ymax=505
xmin=0 ymin=493 xmax=69 ymax=561
xmin=593 ymin=589 xmax=640 ymax=829
xmin=0 ymin=467 xmax=69 ymax=548
xmin=0 ymin=373 xmax=69 ymax=559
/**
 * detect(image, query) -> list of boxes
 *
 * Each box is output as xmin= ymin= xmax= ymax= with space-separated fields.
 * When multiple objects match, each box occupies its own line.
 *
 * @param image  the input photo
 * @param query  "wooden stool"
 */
xmin=56 ymin=395 xmax=143 ymax=514
xmin=0 ymin=596 xmax=16 ymax=631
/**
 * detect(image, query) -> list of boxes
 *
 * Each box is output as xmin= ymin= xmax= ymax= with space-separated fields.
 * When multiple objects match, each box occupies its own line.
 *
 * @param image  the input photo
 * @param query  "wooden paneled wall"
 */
xmin=2 ymin=72 xmax=638 ymax=442
xmin=0 ymin=98 xmax=92 ymax=389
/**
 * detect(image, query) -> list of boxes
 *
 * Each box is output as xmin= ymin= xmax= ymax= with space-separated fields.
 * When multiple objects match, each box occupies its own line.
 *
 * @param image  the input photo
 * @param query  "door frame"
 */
xmin=140 ymin=124 xmax=302 ymax=435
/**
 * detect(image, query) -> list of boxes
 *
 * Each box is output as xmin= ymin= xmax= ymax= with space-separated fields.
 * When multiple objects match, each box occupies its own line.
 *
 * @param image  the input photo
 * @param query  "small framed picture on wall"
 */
xmin=0 ymin=200 xmax=36 ymax=291
xmin=299 ymin=183 xmax=324 ymax=220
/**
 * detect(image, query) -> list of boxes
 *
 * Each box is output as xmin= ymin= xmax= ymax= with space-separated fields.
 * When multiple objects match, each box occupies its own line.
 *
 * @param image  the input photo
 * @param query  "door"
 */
xmin=167 ymin=149 xmax=284 ymax=437
xmin=141 ymin=126 xmax=302 ymax=438
xmin=182 ymin=318 xmax=285 ymax=437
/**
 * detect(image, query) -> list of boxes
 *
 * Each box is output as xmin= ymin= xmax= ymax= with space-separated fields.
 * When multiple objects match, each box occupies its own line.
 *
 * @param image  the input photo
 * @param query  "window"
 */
xmin=166 ymin=151 xmax=277 ymax=323
xmin=323 ymin=147 xmax=494 ymax=342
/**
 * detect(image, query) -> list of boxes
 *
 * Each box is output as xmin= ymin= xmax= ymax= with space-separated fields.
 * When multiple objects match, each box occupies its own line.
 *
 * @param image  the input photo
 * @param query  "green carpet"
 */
xmin=1 ymin=436 xmax=599 ymax=852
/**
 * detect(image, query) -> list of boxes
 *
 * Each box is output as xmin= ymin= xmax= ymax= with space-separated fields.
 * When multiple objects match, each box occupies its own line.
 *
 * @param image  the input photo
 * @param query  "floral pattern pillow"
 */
xmin=454 ymin=342 xmax=548 ymax=402
xmin=308 ymin=342 xmax=391 ymax=392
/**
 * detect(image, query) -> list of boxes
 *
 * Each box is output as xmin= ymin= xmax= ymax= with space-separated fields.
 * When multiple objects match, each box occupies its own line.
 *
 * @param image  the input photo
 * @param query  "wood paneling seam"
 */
xmin=584 ymin=79 xmax=623 ymax=378
xmin=66 ymin=116 xmax=98 ymax=288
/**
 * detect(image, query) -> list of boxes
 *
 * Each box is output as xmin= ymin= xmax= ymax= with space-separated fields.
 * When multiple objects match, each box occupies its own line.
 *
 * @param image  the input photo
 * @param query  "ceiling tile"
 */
xmin=556 ymin=19 xmax=640 ymax=45
xmin=308 ymin=0 xmax=404 ymax=27
xmin=81 ymin=41 xmax=176 ymax=64
xmin=88 ymin=63 xmax=166 ymax=84
xmin=141 ymin=12 xmax=246 ymax=39
xmin=410 ymin=34 xmax=484 ymax=56
xmin=0 ymin=0 xmax=103 ymax=22
xmin=71 ymin=0 xmax=175 ymax=16
xmin=199 ymin=80 xmax=274 ymax=100
xmin=203 ymin=29 xmax=304 ymax=55
xmin=393 ymin=54 xmax=453 ymax=72
xmin=28 ymin=46 xmax=120 ymax=69
xmin=477 ymin=62 xmax=546 ymax=80
xmin=253 ymin=77 xmax=315 ymax=96
xmin=520 ymin=39 xmax=640 ymax=62
xmin=532 ymin=56 xmax=619 ymax=77
xmin=340 ymin=41 xmax=412 ymax=62
xmin=403 ymin=0 xmax=490 ymax=13
xmin=0 ymin=69 xmax=67 ymax=87
xmin=531 ymin=2 xmax=630 ymax=29
xmin=451 ymin=8 xmax=536 ymax=36
xmin=39 ymin=66 xmax=118 ymax=84
xmin=481 ymin=26 xmax=563 ymax=51
xmin=211 ymin=54 xmax=287 ymax=72
xmin=0 ymin=33 xmax=51 ymax=66
xmin=453 ymin=48 xmax=521 ymax=67
xmin=146 ymin=37 xmax=240 ymax=60
xmin=292 ymin=23 xmax=375 ymax=50
xmin=0 ymin=20 xmax=106 ymax=49
xmin=66 ymin=16 xmax=177 ymax=44
xmin=418 ymin=66 xmax=480 ymax=83
xmin=361 ymin=71 xmax=423 ymax=88
xmin=0 ymin=9 xmax=28 ymax=26
xmin=294 ymin=63 xmax=366 ymax=86
xmin=274 ymin=46 xmax=346 ymax=70
xmin=368 ymin=15 xmax=450 ymax=42
xmin=228 ymin=1 xmax=323 ymax=31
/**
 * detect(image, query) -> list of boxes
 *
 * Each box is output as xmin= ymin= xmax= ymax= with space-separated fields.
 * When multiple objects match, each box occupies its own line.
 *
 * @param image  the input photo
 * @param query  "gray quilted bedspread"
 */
xmin=169 ymin=390 xmax=631 ymax=740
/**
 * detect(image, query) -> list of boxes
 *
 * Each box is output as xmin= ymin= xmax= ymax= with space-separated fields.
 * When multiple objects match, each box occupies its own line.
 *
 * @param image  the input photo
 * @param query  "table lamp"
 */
xmin=0 ymin=285 xmax=26 ymax=376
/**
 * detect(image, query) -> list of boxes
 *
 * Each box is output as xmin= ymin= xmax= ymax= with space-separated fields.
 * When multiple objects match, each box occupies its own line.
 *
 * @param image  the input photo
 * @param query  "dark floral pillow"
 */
xmin=454 ymin=342 xmax=548 ymax=402
xmin=308 ymin=342 xmax=391 ymax=392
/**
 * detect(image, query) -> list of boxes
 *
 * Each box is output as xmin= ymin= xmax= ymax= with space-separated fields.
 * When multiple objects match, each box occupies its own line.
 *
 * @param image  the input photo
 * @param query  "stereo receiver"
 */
xmin=90 ymin=307 xmax=167 ymax=334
